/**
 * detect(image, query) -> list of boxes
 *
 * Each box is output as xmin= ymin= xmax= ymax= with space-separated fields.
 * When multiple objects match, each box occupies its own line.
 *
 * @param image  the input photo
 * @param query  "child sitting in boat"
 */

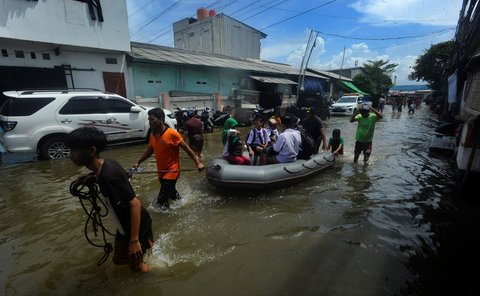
xmin=222 ymin=129 xmax=251 ymax=165
xmin=246 ymin=118 xmax=270 ymax=165
xmin=327 ymin=128 xmax=344 ymax=156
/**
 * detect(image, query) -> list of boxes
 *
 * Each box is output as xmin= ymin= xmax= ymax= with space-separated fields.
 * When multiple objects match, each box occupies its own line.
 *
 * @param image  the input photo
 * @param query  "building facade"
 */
xmin=0 ymin=0 xmax=133 ymax=102
xmin=173 ymin=8 xmax=266 ymax=59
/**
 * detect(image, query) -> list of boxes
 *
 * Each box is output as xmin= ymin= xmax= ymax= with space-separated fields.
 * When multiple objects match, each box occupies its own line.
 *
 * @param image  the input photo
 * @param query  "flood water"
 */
xmin=1 ymin=105 xmax=478 ymax=295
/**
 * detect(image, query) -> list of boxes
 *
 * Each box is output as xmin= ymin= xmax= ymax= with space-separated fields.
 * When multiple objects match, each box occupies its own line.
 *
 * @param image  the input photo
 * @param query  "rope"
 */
xmin=128 ymin=168 xmax=201 ymax=174
xmin=69 ymin=179 xmax=114 ymax=266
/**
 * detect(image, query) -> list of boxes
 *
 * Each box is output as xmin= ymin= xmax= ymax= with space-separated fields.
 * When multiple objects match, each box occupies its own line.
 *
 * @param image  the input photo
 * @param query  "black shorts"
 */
xmin=113 ymin=208 xmax=153 ymax=265
xmin=354 ymin=141 xmax=372 ymax=155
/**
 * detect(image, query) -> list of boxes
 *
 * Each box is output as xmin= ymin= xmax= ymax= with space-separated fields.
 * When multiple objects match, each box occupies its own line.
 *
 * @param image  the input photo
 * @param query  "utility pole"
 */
xmin=337 ymin=46 xmax=346 ymax=96
xmin=296 ymin=30 xmax=319 ymax=101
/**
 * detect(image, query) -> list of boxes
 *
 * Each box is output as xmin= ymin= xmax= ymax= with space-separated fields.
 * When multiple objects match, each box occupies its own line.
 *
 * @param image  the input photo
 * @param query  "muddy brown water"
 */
xmin=1 ymin=105 xmax=477 ymax=295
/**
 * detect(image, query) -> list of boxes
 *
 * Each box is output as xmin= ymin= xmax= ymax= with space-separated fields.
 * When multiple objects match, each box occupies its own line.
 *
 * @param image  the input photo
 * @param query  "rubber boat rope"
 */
xmin=69 ymin=180 xmax=114 ymax=266
xmin=128 ymin=165 xmax=220 ymax=174
xmin=128 ymin=168 xmax=200 ymax=174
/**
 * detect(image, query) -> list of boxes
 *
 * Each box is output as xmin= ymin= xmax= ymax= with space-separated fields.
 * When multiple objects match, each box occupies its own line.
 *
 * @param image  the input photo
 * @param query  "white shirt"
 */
xmin=273 ymin=128 xmax=301 ymax=163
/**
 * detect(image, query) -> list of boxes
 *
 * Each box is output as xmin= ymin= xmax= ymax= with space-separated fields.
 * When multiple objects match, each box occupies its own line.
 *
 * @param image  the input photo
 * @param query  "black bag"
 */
xmin=297 ymin=128 xmax=314 ymax=160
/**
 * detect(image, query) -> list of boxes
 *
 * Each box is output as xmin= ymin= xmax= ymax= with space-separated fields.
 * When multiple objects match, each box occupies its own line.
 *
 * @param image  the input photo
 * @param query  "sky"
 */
xmin=126 ymin=0 xmax=463 ymax=85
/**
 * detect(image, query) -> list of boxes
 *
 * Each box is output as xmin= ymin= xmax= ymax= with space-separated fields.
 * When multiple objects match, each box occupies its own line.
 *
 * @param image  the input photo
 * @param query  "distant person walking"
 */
xmin=183 ymin=110 xmax=204 ymax=160
xmin=378 ymin=96 xmax=385 ymax=114
xmin=350 ymin=104 xmax=383 ymax=165
xmin=407 ymin=97 xmax=415 ymax=114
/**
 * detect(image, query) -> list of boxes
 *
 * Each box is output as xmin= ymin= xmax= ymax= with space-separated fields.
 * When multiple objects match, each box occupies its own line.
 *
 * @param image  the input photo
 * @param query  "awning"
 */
xmin=250 ymin=76 xmax=297 ymax=85
xmin=340 ymin=80 xmax=368 ymax=95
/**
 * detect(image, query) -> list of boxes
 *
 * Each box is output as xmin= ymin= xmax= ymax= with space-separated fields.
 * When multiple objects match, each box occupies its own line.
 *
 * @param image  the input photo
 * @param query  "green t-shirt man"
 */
xmin=354 ymin=113 xmax=378 ymax=142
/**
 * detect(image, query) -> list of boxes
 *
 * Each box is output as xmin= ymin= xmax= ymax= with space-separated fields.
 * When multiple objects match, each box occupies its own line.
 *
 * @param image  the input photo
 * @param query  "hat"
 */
xmin=268 ymin=118 xmax=278 ymax=125
xmin=361 ymin=103 xmax=370 ymax=111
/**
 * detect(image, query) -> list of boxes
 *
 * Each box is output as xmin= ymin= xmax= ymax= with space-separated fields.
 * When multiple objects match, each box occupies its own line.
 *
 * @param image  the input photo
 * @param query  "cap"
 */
xmin=268 ymin=118 xmax=278 ymax=125
xmin=362 ymin=103 xmax=370 ymax=111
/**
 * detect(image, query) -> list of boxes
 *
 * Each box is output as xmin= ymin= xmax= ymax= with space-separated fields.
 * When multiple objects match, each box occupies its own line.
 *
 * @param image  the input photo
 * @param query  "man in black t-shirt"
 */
xmin=66 ymin=127 xmax=153 ymax=273
xmin=302 ymin=108 xmax=327 ymax=154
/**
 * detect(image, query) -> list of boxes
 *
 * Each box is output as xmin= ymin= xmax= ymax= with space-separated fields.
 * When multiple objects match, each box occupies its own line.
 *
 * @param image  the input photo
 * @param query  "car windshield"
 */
xmin=336 ymin=97 xmax=357 ymax=103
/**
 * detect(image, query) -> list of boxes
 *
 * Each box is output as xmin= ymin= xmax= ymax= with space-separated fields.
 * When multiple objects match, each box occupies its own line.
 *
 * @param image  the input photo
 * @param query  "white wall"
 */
xmin=0 ymin=0 xmax=130 ymax=51
xmin=0 ymin=39 xmax=133 ymax=98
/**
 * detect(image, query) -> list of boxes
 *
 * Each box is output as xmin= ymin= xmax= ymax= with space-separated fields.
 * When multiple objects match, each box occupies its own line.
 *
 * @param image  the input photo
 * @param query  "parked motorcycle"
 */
xmin=199 ymin=106 xmax=214 ymax=133
xmin=212 ymin=110 xmax=230 ymax=127
xmin=250 ymin=106 xmax=275 ymax=125
xmin=173 ymin=104 xmax=188 ymax=132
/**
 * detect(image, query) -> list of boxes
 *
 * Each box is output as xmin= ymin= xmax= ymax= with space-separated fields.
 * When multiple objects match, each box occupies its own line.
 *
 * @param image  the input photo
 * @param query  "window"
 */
xmin=104 ymin=98 xmax=133 ymax=113
xmin=15 ymin=50 xmax=25 ymax=58
xmin=59 ymin=97 xmax=104 ymax=114
xmin=0 ymin=98 xmax=55 ymax=116
xmin=189 ymin=32 xmax=195 ymax=37
xmin=42 ymin=53 xmax=50 ymax=60
xmin=1 ymin=49 xmax=8 ymax=57
xmin=30 ymin=52 xmax=36 ymax=59
xmin=196 ymin=81 xmax=207 ymax=85
xmin=105 ymin=58 xmax=117 ymax=64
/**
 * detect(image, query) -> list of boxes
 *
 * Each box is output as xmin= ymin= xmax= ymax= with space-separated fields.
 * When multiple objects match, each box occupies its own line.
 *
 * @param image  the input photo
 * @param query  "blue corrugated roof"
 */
xmin=390 ymin=84 xmax=430 ymax=91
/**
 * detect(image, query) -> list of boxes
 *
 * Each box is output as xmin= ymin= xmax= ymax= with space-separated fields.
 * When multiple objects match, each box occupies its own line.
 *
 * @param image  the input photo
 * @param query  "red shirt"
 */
xmin=148 ymin=128 xmax=183 ymax=180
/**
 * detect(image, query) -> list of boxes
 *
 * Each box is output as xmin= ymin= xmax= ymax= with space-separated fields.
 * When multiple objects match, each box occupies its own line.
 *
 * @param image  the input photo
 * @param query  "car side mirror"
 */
xmin=130 ymin=106 xmax=141 ymax=113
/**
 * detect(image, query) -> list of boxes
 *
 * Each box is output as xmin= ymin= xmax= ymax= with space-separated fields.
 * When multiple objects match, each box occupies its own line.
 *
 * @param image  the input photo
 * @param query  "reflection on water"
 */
xmin=0 ymin=105 xmax=470 ymax=295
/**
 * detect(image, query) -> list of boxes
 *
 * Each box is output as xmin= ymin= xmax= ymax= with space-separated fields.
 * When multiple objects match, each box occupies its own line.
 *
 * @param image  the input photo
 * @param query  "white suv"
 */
xmin=0 ymin=89 xmax=176 ymax=159
xmin=330 ymin=95 xmax=372 ymax=116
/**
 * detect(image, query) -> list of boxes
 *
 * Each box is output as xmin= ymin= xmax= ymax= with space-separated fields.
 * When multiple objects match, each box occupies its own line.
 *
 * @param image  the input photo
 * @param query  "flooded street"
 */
xmin=0 ymin=105 xmax=477 ymax=295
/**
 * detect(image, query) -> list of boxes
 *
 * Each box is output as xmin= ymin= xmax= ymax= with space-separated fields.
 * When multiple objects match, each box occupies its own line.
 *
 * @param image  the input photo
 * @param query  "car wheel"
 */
xmin=39 ymin=136 xmax=70 ymax=159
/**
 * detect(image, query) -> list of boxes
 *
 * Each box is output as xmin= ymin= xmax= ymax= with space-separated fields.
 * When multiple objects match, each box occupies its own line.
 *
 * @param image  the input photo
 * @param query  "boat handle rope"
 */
xmin=69 ymin=180 xmax=114 ymax=266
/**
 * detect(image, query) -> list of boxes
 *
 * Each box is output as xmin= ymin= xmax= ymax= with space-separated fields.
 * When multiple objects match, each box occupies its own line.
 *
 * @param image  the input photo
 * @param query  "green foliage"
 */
xmin=353 ymin=75 xmax=376 ymax=95
xmin=408 ymin=41 xmax=454 ymax=92
xmin=353 ymin=59 xmax=397 ymax=95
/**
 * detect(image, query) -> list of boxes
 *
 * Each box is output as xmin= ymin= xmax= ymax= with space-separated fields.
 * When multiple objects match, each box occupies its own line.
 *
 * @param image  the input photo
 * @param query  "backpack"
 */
xmin=297 ymin=127 xmax=314 ymax=160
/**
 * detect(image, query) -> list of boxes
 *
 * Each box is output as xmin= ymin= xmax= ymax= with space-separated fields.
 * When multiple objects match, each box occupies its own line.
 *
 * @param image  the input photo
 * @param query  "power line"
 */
xmin=241 ymin=0 xmax=289 ymax=22
xmin=128 ymin=0 xmax=158 ymax=18
xmin=229 ymin=0 xmax=265 ymax=17
xmin=366 ymin=29 xmax=455 ymax=50
xmin=130 ymin=1 xmax=181 ymax=37
xmin=260 ymin=0 xmax=338 ymax=31
xmin=316 ymin=27 xmax=455 ymax=41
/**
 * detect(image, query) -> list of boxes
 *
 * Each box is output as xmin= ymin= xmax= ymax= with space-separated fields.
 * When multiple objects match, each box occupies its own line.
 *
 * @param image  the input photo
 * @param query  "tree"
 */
xmin=408 ymin=41 xmax=454 ymax=92
xmin=353 ymin=59 xmax=398 ymax=95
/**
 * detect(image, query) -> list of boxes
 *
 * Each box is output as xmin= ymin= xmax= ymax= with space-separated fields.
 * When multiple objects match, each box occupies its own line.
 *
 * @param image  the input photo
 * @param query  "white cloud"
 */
xmin=351 ymin=42 xmax=370 ymax=53
xmin=261 ymin=32 xmax=325 ymax=66
xmin=350 ymin=0 xmax=462 ymax=26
